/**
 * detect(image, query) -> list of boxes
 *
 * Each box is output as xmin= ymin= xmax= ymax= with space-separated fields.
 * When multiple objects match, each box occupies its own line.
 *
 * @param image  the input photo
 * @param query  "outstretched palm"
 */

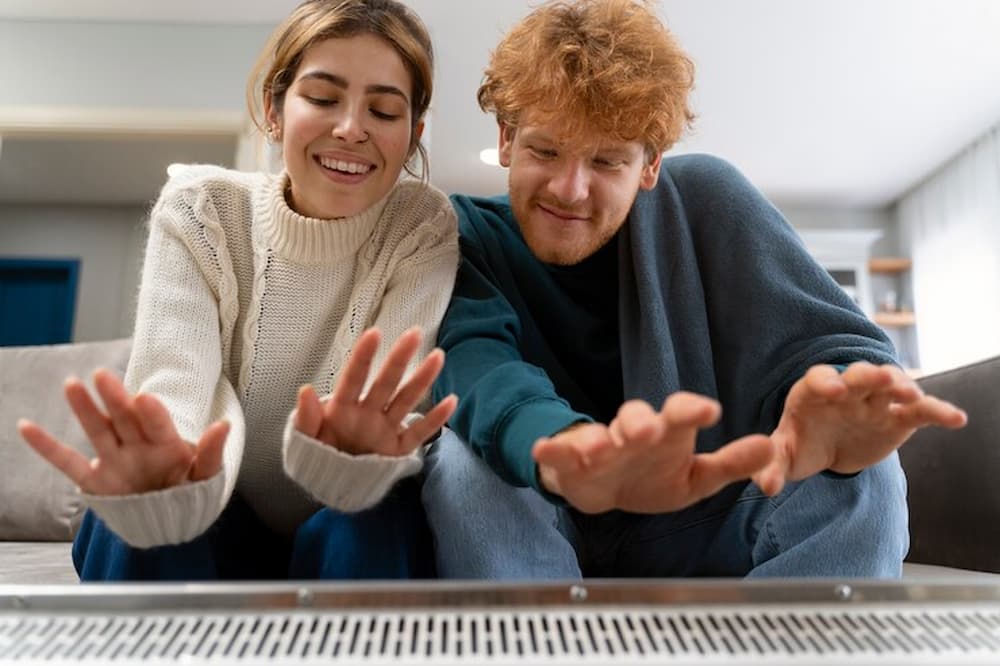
xmin=752 ymin=362 xmax=968 ymax=496
xmin=18 ymin=369 xmax=228 ymax=496
xmin=294 ymin=327 xmax=456 ymax=457
xmin=534 ymin=393 xmax=775 ymax=514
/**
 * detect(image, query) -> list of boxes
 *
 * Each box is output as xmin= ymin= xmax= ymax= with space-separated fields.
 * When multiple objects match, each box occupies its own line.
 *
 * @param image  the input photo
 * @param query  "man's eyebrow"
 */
xmin=298 ymin=71 xmax=409 ymax=102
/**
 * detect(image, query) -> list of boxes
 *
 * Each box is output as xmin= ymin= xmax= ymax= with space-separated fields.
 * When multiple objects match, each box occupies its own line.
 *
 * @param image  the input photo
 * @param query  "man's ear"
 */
xmin=639 ymin=150 xmax=663 ymax=190
xmin=497 ymin=122 xmax=516 ymax=167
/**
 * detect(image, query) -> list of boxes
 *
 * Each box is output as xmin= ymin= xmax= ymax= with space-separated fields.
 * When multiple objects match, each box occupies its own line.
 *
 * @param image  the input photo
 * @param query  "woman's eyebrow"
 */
xmin=298 ymin=70 xmax=409 ymax=102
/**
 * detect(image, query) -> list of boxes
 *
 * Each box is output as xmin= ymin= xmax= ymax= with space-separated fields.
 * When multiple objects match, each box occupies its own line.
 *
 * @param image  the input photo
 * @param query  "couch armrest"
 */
xmin=0 ymin=338 xmax=131 ymax=541
xmin=899 ymin=355 xmax=1000 ymax=572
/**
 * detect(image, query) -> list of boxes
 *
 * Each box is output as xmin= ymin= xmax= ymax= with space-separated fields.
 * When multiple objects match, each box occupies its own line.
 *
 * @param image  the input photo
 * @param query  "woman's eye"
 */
xmin=305 ymin=96 xmax=335 ymax=107
xmin=371 ymin=108 xmax=401 ymax=121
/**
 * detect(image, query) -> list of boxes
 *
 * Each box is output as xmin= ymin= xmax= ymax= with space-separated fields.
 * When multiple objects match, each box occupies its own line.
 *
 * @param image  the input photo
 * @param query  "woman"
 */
xmin=17 ymin=0 xmax=458 ymax=581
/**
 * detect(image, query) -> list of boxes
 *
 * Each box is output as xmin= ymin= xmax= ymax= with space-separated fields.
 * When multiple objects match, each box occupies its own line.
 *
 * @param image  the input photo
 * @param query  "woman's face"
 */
xmin=269 ymin=33 xmax=421 ymax=219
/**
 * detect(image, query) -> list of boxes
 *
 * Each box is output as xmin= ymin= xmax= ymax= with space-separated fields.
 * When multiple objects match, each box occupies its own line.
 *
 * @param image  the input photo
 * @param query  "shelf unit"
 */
xmin=873 ymin=311 xmax=916 ymax=327
xmin=868 ymin=256 xmax=914 ymax=328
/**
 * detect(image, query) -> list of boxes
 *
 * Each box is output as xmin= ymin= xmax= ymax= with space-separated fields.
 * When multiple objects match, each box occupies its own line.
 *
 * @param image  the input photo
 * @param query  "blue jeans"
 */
xmin=73 ymin=476 xmax=435 ymax=581
xmin=422 ymin=430 xmax=909 ymax=579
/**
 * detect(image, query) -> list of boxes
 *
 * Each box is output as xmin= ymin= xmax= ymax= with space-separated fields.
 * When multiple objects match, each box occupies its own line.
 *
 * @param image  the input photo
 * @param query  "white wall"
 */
xmin=775 ymin=203 xmax=897 ymax=256
xmin=0 ymin=204 xmax=147 ymax=342
xmin=0 ymin=20 xmax=271 ymax=110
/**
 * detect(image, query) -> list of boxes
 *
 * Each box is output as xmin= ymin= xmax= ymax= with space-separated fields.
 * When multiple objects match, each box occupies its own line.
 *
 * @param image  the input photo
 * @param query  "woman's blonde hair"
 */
xmin=478 ymin=0 xmax=694 ymax=157
xmin=247 ymin=0 xmax=434 ymax=180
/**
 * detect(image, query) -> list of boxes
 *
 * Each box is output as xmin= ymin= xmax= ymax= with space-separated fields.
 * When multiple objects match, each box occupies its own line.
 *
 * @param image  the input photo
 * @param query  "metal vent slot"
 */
xmin=3 ymin=606 xmax=1000 ymax=663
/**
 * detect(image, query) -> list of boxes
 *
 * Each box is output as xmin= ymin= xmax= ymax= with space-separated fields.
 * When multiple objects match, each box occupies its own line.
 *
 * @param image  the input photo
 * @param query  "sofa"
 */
xmin=1 ymin=339 xmax=998 ymax=583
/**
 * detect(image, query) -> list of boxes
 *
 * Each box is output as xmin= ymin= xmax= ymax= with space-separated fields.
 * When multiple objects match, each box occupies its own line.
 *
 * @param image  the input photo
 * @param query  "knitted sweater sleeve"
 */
xmin=283 ymin=199 xmax=459 ymax=512
xmin=82 ymin=181 xmax=246 ymax=548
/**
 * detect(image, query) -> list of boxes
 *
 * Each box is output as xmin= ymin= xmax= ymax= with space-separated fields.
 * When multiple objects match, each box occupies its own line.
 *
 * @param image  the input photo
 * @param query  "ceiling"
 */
xmin=1 ymin=0 xmax=1000 ymax=208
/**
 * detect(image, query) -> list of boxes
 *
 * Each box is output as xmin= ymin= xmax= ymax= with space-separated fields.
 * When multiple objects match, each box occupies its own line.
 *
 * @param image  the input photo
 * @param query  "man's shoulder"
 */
xmin=448 ymin=193 xmax=518 ymax=239
xmin=658 ymin=153 xmax=748 ymax=190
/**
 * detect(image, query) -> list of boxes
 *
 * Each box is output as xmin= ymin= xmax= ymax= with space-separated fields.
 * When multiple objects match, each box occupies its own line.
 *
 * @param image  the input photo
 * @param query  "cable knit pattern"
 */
xmin=86 ymin=165 xmax=458 ymax=547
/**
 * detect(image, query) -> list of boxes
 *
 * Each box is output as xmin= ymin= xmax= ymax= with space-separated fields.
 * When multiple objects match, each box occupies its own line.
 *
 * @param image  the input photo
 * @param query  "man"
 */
xmin=423 ymin=0 xmax=966 ymax=578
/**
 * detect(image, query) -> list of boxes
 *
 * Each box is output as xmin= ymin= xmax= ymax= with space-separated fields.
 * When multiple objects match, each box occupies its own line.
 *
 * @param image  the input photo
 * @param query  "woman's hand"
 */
xmin=294 ymin=327 xmax=456 ymax=457
xmin=18 ymin=369 xmax=228 ymax=495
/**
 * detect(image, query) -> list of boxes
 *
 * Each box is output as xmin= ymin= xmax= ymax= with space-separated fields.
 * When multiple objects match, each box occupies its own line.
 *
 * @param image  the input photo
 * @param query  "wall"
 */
xmin=775 ymin=202 xmax=919 ymax=369
xmin=0 ymin=20 xmax=270 ymax=111
xmin=775 ymin=203 xmax=897 ymax=256
xmin=0 ymin=204 xmax=148 ymax=342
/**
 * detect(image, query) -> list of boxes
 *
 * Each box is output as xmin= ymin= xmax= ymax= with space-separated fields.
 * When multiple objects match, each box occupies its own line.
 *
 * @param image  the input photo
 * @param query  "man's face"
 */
xmin=498 ymin=119 xmax=661 ymax=265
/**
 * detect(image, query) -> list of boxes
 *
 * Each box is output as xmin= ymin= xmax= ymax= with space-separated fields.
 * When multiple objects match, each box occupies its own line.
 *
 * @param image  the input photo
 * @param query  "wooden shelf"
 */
xmin=873 ymin=311 xmax=915 ymax=327
xmin=869 ymin=257 xmax=912 ymax=274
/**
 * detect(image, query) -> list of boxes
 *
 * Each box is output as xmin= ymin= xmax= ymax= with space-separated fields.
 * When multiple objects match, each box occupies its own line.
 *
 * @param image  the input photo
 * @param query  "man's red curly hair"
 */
xmin=478 ymin=0 xmax=695 ymax=156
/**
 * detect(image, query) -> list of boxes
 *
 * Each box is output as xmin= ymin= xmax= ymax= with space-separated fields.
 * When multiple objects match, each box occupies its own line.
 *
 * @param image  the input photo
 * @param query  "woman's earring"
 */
xmin=266 ymin=125 xmax=281 ymax=143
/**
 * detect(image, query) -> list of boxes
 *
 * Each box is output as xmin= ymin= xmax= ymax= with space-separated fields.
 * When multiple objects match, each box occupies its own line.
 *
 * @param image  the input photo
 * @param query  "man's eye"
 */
xmin=531 ymin=147 xmax=557 ymax=159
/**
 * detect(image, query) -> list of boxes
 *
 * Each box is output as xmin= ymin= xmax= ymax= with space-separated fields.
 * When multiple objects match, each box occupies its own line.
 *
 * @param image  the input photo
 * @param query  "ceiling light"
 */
xmin=479 ymin=148 xmax=500 ymax=167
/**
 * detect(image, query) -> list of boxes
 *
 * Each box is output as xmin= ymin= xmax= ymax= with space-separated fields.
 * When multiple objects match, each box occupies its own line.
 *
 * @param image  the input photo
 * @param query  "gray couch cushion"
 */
xmin=0 ymin=542 xmax=76 ymax=584
xmin=0 ymin=339 xmax=131 ymax=541
xmin=900 ymin=355 xmax=1000 ymax=573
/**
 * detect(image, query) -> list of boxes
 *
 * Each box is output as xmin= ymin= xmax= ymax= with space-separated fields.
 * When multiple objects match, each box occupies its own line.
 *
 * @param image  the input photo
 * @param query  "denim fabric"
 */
xmin=73 ymin=476 xmax=435 ymax=581
xmin=423 ymin=430 xmax=908 ymax=579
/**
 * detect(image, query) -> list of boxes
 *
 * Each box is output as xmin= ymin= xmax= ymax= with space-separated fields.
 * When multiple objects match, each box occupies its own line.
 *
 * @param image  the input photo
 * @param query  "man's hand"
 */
xmin=19 ymin=369 xmax=228 ymax=496
xmin=752 ymin=362 xmax=968 ymax=496
xmin=294 ymin=327 xmax=457 ymax=457
xmin=533 ymin=392 xmax=774 ymax=514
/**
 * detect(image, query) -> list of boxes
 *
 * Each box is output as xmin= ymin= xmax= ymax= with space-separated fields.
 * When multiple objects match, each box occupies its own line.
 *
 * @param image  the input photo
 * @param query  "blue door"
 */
xmin=0 ymin=258 xmax=80 ymax=346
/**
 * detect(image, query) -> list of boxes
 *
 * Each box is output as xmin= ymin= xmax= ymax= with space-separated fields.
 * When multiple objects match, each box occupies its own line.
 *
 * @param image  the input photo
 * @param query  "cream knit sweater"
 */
xmin=85 ymin=165 xmax=459 ymax=548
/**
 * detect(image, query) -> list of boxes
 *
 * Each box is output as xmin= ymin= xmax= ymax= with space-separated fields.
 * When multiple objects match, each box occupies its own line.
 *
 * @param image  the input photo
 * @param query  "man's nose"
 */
xmin=547 ymin=160 xmax=590 ymax=203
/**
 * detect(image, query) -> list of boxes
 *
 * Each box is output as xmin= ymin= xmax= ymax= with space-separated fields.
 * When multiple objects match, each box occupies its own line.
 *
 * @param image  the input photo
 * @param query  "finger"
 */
xmin=615 ymin=400 xmax=662 ymax=447
xmin=891 ymin=396 xmax=969 ymax=430
xmin=132 ymin=393 xmax=182 ymax=446
xmin=751 ymin=457 xmax=787 ymax=497
xmin=661 ymin=392 xmax=722 ymax=431
xmin=800 ymin=364 xmax=849 ymax=401
xmin=293 ymin=385 xmax=323 ymax=438
xmin=92 ymin=368 xmax=144 ymax=445
xmin=533 ymin=436 xmax=584 ymax=473
xmin=384 ymin=348 xmax=444 ymax=425
xmin=18 ymin=419 xmax=93 ymax=487
xmin=190 ymin=421 xmax=229 ymax=482
xmin=840 ymin=362 xmax=893 ymax=399
xmin=396 ymin=394 xmax=457 ymax=455
xmin=363 ymin=327 xmax=422 ymax=411
xmin=63 ymin=376 xmax=119 ymax=458
xmin=691 ymin=434 xmax=776 ymax=499
xmin=883 ymin=367 xmax=923 ymax=404
xmin=330 ymin=328 xmax=381 ymax=408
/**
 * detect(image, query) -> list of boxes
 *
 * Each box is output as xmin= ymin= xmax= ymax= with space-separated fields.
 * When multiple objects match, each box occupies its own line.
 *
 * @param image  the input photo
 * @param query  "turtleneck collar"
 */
xmin=255 ymin=172 xmax=390 ymax=264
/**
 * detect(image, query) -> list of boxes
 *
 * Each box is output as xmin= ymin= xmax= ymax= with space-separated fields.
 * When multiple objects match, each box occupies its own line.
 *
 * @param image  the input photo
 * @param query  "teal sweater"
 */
xmin=434 ymin=154 xmax=896 ymax=498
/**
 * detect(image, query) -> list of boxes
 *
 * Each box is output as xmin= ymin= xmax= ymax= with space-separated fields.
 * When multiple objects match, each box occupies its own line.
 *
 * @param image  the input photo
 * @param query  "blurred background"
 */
xmin=1 ymin=0 xmax=999 ymax=375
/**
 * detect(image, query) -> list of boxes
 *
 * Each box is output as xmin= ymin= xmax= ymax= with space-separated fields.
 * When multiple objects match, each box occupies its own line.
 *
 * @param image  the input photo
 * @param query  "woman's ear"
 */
xmin=409 ymin=119 xmax=426 ymax=156
xmin=263 ymin=94 xmax=281 ymax=139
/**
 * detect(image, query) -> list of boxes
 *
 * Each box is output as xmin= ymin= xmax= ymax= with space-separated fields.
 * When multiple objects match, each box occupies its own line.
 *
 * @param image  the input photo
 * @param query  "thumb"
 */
xmin=691 ymin=434 xmax=776 ymax=499
xmin=190 ymin=420 xmax=229 ymax=482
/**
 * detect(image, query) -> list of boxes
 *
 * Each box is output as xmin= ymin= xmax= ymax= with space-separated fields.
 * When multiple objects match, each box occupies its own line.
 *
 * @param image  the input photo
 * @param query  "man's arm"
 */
xmin=433 ymin=199 xmax=591 ymax=492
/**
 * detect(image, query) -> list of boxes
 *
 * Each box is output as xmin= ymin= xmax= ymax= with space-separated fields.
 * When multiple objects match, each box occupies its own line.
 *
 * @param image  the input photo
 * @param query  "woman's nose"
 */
xmin=332 ymin=105 xmax=369 ymax=143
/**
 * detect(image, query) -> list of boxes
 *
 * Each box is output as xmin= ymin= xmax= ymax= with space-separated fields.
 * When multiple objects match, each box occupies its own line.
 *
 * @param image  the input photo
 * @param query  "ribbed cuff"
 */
xmin=283 ymin=418 xmax=422 ymax=512
xmin=82 ymin=472 xmax=226 ymax=549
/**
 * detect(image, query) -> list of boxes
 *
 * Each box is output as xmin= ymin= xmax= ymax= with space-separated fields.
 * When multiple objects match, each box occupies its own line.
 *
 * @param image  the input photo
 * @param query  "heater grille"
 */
xmin=4 ymin=604 xmax=1000 ymax=664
